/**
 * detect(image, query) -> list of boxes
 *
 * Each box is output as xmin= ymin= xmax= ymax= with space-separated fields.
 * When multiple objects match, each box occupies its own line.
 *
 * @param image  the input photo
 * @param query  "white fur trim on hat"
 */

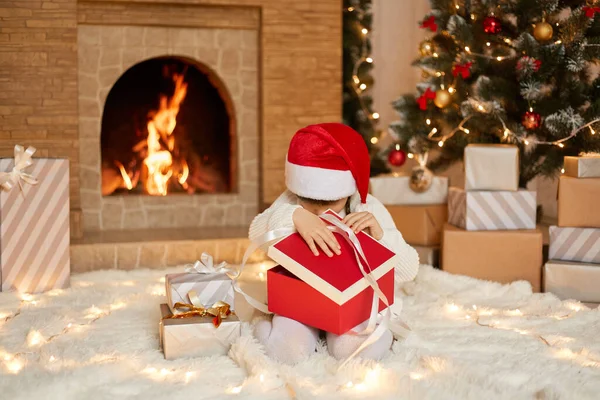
xmin=285 ymin=160 xmax=356 ymax=201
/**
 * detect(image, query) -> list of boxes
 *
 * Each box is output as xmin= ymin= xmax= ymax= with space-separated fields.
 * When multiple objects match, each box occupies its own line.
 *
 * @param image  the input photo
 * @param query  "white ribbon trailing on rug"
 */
xmin=0 ymin=145 xmax=38 ymax=192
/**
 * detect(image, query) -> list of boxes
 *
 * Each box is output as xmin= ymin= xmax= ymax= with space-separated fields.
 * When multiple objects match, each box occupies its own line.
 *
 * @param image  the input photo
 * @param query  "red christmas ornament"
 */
xmin=420 ymin=16 xmax=438 ymax=32
xmin=522 ymin=111 xmax=542 ymax=130
xmin=516 ymin=56 xmax=542 ymax=73
xmin=388 ymin=148 xmax=407 ymax=167
xmin=583 ymin=6 xmax=600 ymax=18
xmin=452 ymin=61 xmax=473 ymax=79
xmin=483 ymin=16 xmax=502 ymax=34
xmin=417 ymin=88 xmax=436 ymax=110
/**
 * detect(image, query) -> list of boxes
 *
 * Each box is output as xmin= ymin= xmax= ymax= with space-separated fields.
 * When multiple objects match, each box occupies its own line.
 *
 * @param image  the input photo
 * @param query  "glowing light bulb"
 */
xmin=464 ymin=46 xmax=471 ymax=52
xmin=395 ymin=144 xmax=401 ymax=151
xmin=496 ymin=56 xmax=503 ymax=61
xmin=504 ymin=38 xmax=512 ymax=44
xmin=359 ymin=83 xmax=367 ymax=90
xmin=408 ymin=153 xmax=414 ymax=159
xmin=352 ymin=76 xmax=360 ymax=84
xmin=67 ymin=323 xmax=72 ymax=329
xmin=529 ymin=106 xmax=533 ymax=112
xmin=431 ymin=127 xmax=438 ymax=134
xmin=229 ymin=386 xmax=243 ymax=394
xmin=347 ymin=7 xmax=354 ymax=11
xmin=448 ymin=87 xmax=456 ymax=94
xmin=438 ymin=140 xmax=444 ymax=147
xmin=426 ymin=118 xmax=431 ymax=125
xmin=504 ymin=129 xmax=510 ymax=137
xmin=470 ymin=13 xmax=476 ymax=20
xmin=433 ymin=52 xmax=439 ymax=58
xmin=477 ymin=105 xmax=485 ymax=111
xmin=435 ymin=72 xmax=442 ymax=77
xmin=561 ymin=168 xmax=565 ymax=174
xmin=486 ymin=42 xmax=491 ymax=47
xmin=370 ymin=137 xmax=378 ymax=144
xmin=6 ymin=359 xmax=23 ymax=374
xmin=366 ymin=57 xmax=373 ymax=63
xmin=463 ymin=128 xmax=470 ymax=134
xmin=361 ymin=28 xmax=368 ymax=35
xmin=555 ymin=40 xmax=562 ymax=45
xmin=27 ymin=330 xmax=45 ymax=347
xmin=590 ymin=127 xmax=596 ymax=135
xmin=557 ymin=143 xmax=565 ymax=148
xmin=455 ymin=4 xmax=460 ymax=9
xmin=372 ymin=112 xmax=379 ymax=119
xmin=160 ymin=368 xmax=169 ymax=376
xmin=524 ymin=139 xmax=530 ymax=145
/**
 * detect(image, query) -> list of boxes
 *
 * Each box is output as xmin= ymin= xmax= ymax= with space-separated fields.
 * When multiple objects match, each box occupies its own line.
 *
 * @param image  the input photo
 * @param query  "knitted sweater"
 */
xmin=249 ymin=190 xmax=419 ymax=283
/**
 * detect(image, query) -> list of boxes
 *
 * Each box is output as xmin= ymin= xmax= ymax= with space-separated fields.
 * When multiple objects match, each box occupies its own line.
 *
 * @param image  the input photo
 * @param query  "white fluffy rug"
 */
xmin=1 ymin=265 xmax=600 ymax=400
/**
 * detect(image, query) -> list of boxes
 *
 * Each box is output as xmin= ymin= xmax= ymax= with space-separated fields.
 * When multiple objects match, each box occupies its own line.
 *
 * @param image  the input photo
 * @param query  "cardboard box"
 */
xmin=414 ymin=245 xmax=440 ymax=268
xmin=543 ymin=261 xmax=600 ymax=302
xmin=159 ymin=304 xmax=240 ymax=360
xmin=1 ymin=154 xmax=70 ymax=293
xmin=447 ymin=187 xmax=536 ymax=230
xmin=549 ymin=226 xmax=600 ymax=264
xmin=564 ymin=155 xmax=600 ymax=178
xmin=369 ymin=174 xmax=448 ymax=205
xmin=267 ymin=211 xmax=396 ymax=335
xmin=558 ymin=176 xmax=600 ymax=228
xmin=165 ymin=272 xmax=235 ymax=314
xmin=464 ymin=144 xmax=519 ymax=191
xmin=386 ymin=204 xmax=447 ymax=246
xmin=441 ymin=224 xmax=543 ymax=291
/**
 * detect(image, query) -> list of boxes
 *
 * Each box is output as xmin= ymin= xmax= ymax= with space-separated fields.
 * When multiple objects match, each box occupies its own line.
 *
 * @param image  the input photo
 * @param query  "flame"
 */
xmin=179 ymin=160 xmax=189 ymax=186
xmin=115 ymin=161 xmax=133 ymax=190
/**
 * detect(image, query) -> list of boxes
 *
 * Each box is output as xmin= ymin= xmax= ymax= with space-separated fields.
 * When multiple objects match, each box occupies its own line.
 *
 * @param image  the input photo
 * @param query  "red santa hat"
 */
xmin=285 ymin=123 xmax=370 ymax=204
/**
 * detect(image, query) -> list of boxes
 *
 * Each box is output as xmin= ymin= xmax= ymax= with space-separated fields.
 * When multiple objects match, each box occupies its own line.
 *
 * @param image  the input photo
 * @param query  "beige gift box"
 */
xmin=1 ymin=153 xmax=70 ymax=293
xmin=464 ymin=144 xmax=519 ymax=191
xmin=369 ymin=174 xmax=448 ymax=205
xmin=159 ymin=304 xmax=241 ymax=360
xmin=564 ymin=155 xmax=600 ymax=178
xmin=544 ymin=261 xmax=600 ymax=302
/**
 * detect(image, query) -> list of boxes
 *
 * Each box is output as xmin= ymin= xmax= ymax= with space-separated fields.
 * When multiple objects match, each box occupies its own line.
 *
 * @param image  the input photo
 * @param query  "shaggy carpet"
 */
xmin=1 ymin=264 xmax=599 ymax=400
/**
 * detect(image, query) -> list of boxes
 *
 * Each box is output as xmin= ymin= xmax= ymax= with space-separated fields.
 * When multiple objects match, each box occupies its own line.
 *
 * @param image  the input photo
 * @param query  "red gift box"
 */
xmin=266 ymin=211 xmax=397 ymax=335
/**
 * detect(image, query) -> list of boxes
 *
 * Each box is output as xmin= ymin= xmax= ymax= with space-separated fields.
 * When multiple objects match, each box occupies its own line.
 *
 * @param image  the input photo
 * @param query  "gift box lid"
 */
xmin=267 ymin=210 xmax=397 ymax=305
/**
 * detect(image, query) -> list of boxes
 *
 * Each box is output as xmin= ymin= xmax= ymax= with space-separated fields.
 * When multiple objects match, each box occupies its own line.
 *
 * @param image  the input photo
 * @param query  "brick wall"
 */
xmin=0 ymin=0 xmax=82 ymax=237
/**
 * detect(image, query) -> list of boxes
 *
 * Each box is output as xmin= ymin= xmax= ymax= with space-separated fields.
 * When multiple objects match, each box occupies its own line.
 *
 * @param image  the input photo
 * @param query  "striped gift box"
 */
xmin=549 ymin=226 xmax=600 ymax=264
xmin=448 ymin=187 xmax=536 ymax=231
xmin=165 ymin=272 xmax=235 ymax=313
xmin=0 ymin=158 xmax=70 ymax=293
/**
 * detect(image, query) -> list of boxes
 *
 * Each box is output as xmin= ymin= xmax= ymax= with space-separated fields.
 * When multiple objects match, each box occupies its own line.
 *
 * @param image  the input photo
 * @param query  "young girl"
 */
xmin=250 ymin=123 xmax=419 ymax=364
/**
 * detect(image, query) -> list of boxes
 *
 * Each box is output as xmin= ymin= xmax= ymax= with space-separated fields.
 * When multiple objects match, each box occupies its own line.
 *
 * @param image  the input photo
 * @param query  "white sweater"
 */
xmin=249 ymin=190 xmax=419 ymax=283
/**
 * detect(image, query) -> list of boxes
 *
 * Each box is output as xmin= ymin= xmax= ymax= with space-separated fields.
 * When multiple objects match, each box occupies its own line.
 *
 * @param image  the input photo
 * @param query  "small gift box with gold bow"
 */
xmin=159 ymin=303 xmax=240 ymax=359
xmin=165 ymin=253 xmax=236 ymax=314
xmin=1 ymin=145 xmax=70 ymax=293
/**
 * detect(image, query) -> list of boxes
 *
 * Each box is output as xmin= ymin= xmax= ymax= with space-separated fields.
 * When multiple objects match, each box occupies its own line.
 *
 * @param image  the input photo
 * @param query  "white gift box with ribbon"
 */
xmin=165 ymin=253 xmax=236 ymax=314
xmin=0 ymin=145 xmax=70 ymax=293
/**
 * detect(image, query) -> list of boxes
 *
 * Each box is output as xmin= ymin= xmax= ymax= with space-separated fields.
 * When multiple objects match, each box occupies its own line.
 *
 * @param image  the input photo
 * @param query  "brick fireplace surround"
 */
xmin=0 ymin=0 xmax=341 ymax=270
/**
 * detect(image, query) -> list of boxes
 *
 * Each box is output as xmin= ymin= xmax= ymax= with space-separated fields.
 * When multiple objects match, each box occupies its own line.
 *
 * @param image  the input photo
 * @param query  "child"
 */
xmin=250 ymin=123 xmax=419 ymax=364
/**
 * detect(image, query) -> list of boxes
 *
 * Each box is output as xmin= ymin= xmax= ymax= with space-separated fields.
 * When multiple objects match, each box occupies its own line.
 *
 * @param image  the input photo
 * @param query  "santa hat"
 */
xmin=285 ymin=123 xmax=370 ymax=204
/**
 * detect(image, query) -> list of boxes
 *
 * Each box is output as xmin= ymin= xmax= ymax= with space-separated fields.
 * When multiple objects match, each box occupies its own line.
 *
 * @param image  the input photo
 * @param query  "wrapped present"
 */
xmin=386 ymin=204 xmax=446 ymax=246
xmin=165 ymin=253 xmax=235 ymax=314
xmin=369 ymin=174 xmax=448 ymax=205
xmin=543 ymin=261 xmax=600 ymax=302
xmin=1 ymin=146 xmax=70 ymax=293
xmin=159 ymin=303 xmax=240 ymax=359
xmin=441 ymin=224 xmax=543 ymax=291
xmin=464 ymin=144 xmax=519 ymax=191
xmin=266 ymin=211 xmax=397 ymax=335
xmin=564 ymin=155 xmax=600 ymax=178
xmin=558 ymin=176 xmax=600 ymax=228
xmin=447 ymin=187 xmax=536 ymax=231
xmin=548 ymin=226 xmax=600 ymax=264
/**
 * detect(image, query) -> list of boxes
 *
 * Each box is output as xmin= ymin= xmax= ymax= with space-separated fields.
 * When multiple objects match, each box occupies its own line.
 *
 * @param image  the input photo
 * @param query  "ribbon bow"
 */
xmin=452 ymin=61 xmax=473 ymax=79
xmin=583 ymin=6 xmax=600 ymax=18
xmin=417 ymin=88 xmax=436 ymax=110
xmin=0 ymin=145 xmax=38 ymax=192
xmin=185 ymin=253 xmax=232 ymax=275
xmin=420 ymin=15 xmax=437 ymax=32
xmin=168 ymin=290 xmax=233 ymax=327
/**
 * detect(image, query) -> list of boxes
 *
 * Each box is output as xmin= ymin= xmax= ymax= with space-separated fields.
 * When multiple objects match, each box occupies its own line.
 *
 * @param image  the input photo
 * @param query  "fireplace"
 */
xmin=100 ymin=56 xmax=235 ymax=197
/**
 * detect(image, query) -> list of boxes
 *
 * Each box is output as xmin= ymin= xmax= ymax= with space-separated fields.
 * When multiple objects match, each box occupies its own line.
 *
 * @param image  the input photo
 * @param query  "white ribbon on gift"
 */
xmin=185 ymin=252 xmax=234 ymax=275
xmin=0 ymin=145 xmax=38 ymax=192
xmin=230 ymin=213 xmax=411 ymax=368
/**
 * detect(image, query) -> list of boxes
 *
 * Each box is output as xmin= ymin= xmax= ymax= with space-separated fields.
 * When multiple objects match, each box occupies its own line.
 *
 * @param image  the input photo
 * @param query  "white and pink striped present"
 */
xmin=0 ymin=147 xmax=70 ymax=293
xmin=549 ymin=226 xmax=600 ymax=264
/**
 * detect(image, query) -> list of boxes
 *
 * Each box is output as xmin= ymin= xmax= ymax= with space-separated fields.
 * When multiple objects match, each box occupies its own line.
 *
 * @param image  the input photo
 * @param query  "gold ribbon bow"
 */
xmin=167 ymin=290 xmax=233 ymax=327
xmin=0 ymin=145 xmax=39 ymax=192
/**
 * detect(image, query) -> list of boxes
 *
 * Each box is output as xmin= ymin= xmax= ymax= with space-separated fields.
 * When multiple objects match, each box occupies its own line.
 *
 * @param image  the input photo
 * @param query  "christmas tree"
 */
xmin=343 ymin=0 xmax=389 ymax=176
xmin=388 ymin=0 xmax=600 ymax=187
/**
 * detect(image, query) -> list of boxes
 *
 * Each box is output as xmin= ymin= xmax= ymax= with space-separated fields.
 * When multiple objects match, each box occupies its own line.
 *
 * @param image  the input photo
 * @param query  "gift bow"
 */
xmin=168 ymin=290 xmax=233 ymax=328
xmin=417 ymin=88 xmax=436 ymax=110
xmin=583 ymin=6 xmax=600 ymax=18
xmin=185 ymin=252 xmax=233 ymax=275
xmin=452 ymin=61 xmax=473 ymax=79
xmin=0 ymin=145 xmax=39 ymax=192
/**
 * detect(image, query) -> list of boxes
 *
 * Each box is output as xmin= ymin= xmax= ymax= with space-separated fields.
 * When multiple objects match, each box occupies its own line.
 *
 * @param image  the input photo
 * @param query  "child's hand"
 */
xmin=343 ymin=212 xmax=384 ymax=240
xmin=293 ymin=208 xmax=341 ymax=257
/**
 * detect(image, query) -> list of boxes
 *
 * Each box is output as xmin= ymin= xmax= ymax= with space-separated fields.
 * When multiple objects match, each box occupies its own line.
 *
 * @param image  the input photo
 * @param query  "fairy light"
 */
xmin=431 ymin=127 xmax=438 ymax=134
xmin=359 ymin=83 xmax=367 ymax=90
xmin=590 ymin=127 xmax=596 ymax=135
xmin=555 ymin=40 xmax=562 ymax=45
xmin=504 ymin=38 xmax=512 ymax=44
xmin=435 ymin=72 xmax=442 ymax=77
xmin=27 ymin=330 xmax=45 ymax=347
xmin=529 ymin=106 xmax=534 ymax=112
xmin=557 ymin=143 xmax=565 ymax=148
xmin=461 ymin=128 xmax=470 ymax=134
xmin=6 ymin=358 xmax=23 ymax=374
xmin=438 ymin=140 xmax=444 ymax=147
xmin=229 ymin=386 xmax=243 ymax=394
xmin=477 ymin=104 xmax=485 ymax=111
xmin=524 ymin=139 xmax=530 ymax=145
xmin=395 ymin=144 xmax=401 ymax=151
xmin=426 ymin=118 xmax=431 ymax=125
xmin=455 ymin=4 xmax=460 ymax=9
xmin=372 ymin=112 xmax=379 ymax=119
xmin=486 ymin=42 xmax=491 ymax=46
xmin=496 ymin=56 xmax=503 ymax=61
xmin=464 ymin=46 xmax=471 ymax=52
xmin=561 ymin=168 xmax=565 ymax=174
xmin=49 ymin=356 xmax=56 ymax=362
xmin=446 ymin=303 xmax=459 ymax=312
xmin=448 ymin=87 xmax=456 ymax=94
xmin=433 ymin=52 xmax=439 ymax=58
xmin=504 ymin=128 xmax=510 ymax=138
xmin=361 ymin=28 xmax=368 ymax=34
xmin=352 ymin=76 xmax=360 ymax=84
xmin=470 ymin=13 xmax=476 ymax=20
xmin=366 ymin=57 xmax=373 ymax=63
xmin=408 ymin=153 xmax=414 ymax=159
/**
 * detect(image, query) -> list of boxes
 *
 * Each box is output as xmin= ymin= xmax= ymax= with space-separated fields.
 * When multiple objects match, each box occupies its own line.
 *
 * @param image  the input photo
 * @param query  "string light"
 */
xmin=496 ymin=56 xmax=503 ymax=61
xmin=477 ymin=105 xmax=485 ymax=111
xmin=591 ymin=127 xmax=596 ymax=135
xmin=448 ymin=87 xmax=456 ymax=94
xmin=557 ymin=143 xmax=565 ymax=148
xmin=486 ymin=42 xmax=491 ymax=46
xmin=555 ymin=40 xmax=562 ymax=45
xmin=464 ymin=46 xmax=471 ymax=52
xmin=561 ymin=168 xmax=565 ymax=174
xmin=433 ymin=52 xmax=439 ymax=58
xmin=372 ymin=112 xmax=380 ymax=119
xmin=359 ymin=83 xmax=367 ymax=90
xmin=426 ymin=118 xmax=431 ymax=125
xmin=408 ymin=153 xmax=414 ymax=159
xmin=435 ymin=72 xmax=443 ymax=77
xmin=361 ymin=28 xmax=368 ymax=34
xmin=438 ymin=140 xmax=444 ymax=147
xmin=366 ymin=57 xmax=373 ymax=63
xmin=370 ymin=137 xmax=378 ymax=144
xmin=504 ymin=129 xmax=510 ymax=138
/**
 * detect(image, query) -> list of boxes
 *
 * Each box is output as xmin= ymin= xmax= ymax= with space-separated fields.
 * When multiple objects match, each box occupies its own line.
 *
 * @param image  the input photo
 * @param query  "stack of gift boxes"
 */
xmin=370 ymin=172 xmax=449 ymax=266
xmin=441 ymin=144 xmax=543 ymax=291
xmin=544 ymin=155 xmax=600 ymax=304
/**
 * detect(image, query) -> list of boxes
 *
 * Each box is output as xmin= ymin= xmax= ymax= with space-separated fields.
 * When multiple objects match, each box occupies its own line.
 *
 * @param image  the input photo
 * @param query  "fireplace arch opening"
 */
xmin=100 ymin=56 xmax=235 ymax=196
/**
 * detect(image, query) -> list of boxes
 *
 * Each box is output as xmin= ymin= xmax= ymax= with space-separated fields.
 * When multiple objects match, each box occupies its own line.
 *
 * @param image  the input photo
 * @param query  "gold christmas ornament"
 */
xmin=419 ymin=40 xmax=434 ymax=56
xmin=409 ymin=165 xmax=434 ymax=193
xmin=533 ymin=21 xmax=553 ymax=41
xmin=434 ymin=89 xmax=452 ymax=108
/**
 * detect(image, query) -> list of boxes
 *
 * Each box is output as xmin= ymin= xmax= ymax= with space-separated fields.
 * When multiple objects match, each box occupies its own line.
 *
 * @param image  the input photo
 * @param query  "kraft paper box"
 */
xmin=543 ymin=261 xmax=600 ymax=302
xmin=548 ymin=226 xmax=600 ymax=264
xmin=447 ymin=187 xmax=536 ymax=231
xmin=441 ymin=224 xmax=543 ymax=291
xmin=386 ymin=204 xmax=447 ymax=246
xmin=370 ymin=174 xmax=448 ymax=205
xmin=1 ymin=154 xmax=70 ymax=293
xmin=464 ymin=144 xmax=519 ymax=191
xmin=564 ymin=155 xmax=600 ymax=178
xmin=557 ymin=176 xmax=600 ymax=228
xmin=165 ymin=272 xmax=235 ymax=314
xmin=159 ymin=304 xmax=241 ymax=359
